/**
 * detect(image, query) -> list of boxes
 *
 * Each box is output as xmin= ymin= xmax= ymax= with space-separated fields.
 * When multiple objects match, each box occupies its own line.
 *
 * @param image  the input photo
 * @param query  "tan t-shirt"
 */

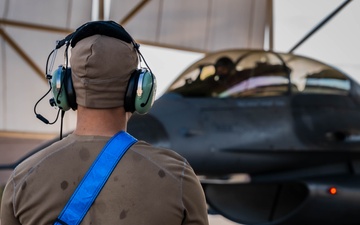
xmin=1 ymin=133 xmax=209 ymax=225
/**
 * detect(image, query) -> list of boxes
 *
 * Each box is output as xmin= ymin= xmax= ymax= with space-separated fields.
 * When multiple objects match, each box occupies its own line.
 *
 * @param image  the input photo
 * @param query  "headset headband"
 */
xmin=56 ymin=21 xmax=138 ymax=49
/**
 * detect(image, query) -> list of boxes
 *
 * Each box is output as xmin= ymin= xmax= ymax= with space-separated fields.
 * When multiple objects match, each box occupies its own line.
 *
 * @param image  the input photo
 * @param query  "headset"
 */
xmin=34 ymin=20 xmax=156 ymax=126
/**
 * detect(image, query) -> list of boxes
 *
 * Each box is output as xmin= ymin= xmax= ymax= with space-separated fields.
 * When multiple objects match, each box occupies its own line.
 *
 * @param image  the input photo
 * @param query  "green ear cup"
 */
xmin=134 ymin=69 xmax=157 ymax=114
xmin=51 ymin=66 xmax=71 ymax=111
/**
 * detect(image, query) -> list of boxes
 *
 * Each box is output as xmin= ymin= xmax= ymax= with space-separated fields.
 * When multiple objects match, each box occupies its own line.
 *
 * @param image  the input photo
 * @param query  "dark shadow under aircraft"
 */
xmin=127 ymin=49 xmax=360 ymax=225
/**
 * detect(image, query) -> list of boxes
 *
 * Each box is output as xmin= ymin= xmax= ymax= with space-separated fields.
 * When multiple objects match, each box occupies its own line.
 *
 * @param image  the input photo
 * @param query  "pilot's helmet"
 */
xmin=214 ymin=57 xmax=235 ymax=78
xmin=215 ymin=57 xmax=234 ymax=69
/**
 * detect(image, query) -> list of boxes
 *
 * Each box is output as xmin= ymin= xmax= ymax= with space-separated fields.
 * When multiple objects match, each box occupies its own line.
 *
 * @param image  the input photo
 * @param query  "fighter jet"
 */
xmin=127 ymin=49 xmax=360 ymax=225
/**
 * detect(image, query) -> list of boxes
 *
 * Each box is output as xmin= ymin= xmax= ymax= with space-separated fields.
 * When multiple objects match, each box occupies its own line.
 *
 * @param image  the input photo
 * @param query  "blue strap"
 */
xmin=54 ymin=131 xmax=137 ymax=225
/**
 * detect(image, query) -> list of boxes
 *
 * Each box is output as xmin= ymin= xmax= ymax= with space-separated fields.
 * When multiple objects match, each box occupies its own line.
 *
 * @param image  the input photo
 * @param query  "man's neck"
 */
xmin=74 ymin=106 xmax=130 ymax=137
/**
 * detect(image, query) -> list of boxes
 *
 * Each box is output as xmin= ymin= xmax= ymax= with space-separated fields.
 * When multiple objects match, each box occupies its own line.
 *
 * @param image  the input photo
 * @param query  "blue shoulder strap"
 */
xmin=54 ymin=131 xmax=137 ymax=225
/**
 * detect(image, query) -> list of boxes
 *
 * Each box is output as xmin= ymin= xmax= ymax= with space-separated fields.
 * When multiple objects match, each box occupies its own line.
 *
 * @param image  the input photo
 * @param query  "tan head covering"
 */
xmin=70 ymin=34 xmax=138 ymax=108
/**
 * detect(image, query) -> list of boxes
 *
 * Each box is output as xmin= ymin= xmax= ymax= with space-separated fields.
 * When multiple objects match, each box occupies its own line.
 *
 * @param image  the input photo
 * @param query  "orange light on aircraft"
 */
xmin=329 ymin=187 xmax=337 ymax=195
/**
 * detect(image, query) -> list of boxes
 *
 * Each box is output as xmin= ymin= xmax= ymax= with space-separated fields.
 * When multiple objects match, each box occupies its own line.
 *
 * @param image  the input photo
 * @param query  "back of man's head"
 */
xmin=70 ymin=34 xmax=138 ymax=109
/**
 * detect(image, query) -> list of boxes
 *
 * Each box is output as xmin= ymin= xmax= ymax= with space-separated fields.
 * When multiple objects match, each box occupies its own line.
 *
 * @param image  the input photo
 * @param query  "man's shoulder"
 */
xmin=129 ymin=141 xmax=192 ymax=177
xmin=132 ymin=141 xmax=186 ymax=161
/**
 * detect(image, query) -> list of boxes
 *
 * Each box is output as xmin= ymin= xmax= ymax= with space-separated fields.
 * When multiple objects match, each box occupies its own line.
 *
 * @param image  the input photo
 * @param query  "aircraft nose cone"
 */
xmin=127 ymin=114 xmax=170 ymax=148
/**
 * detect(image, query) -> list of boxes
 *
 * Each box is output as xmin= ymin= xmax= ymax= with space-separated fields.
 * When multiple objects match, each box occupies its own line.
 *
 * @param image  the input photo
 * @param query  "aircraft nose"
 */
xmin=127 ymin=114 xmax=170 ymax=148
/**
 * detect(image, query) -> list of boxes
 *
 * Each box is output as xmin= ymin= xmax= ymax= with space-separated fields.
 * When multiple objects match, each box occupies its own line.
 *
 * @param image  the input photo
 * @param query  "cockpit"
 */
xmin=167 ymin=50 xmax=351 ymax=98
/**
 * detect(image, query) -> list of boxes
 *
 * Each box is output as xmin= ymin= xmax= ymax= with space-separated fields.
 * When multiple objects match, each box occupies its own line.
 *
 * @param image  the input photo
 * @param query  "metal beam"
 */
xmin=267 ymin=0 xmax=273 ymax=51
xmin=0 ymin=19 xmax=72 ymax=34
xmin=0 ymin=27 xmax=45 ymax=82
xmin=0 ymin=19 xmax=72 ymax=82
xmin=120 ymin=0 xmax=150 ymax=25
xmin=136 ymin=39 xmax=207 ymax=54
xmin=0 ymin=131 xmax=56 ymax=139
xmin=98 ymin=0 xmax=105 ymax=20
xmin=289 ymin=0 xmax=352 ymax=53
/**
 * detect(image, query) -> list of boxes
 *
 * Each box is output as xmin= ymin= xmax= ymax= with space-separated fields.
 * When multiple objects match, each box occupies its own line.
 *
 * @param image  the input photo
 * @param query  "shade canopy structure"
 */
xmin=109 ymin=0 xmax=271 ymax=52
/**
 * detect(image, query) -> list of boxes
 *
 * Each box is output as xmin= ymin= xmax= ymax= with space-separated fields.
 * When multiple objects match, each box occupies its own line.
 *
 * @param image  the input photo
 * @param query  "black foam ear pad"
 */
xmin=124 ymin=70 xmax=141 ymax=113
xmin=63 ymin=67 xmax=77 ymax=110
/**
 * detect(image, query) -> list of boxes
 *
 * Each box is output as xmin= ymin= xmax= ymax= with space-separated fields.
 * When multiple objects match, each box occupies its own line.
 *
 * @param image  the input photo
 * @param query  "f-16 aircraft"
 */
xmin=127 ymin=49 xmax=360 ymax=225
xmin=125 ymin=1 xmax=360 ymax=224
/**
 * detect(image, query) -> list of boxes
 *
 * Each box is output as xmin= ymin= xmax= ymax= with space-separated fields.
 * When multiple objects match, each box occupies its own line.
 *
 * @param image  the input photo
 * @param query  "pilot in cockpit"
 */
xmin=209 ymin=56 xmax=236 ymax=82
